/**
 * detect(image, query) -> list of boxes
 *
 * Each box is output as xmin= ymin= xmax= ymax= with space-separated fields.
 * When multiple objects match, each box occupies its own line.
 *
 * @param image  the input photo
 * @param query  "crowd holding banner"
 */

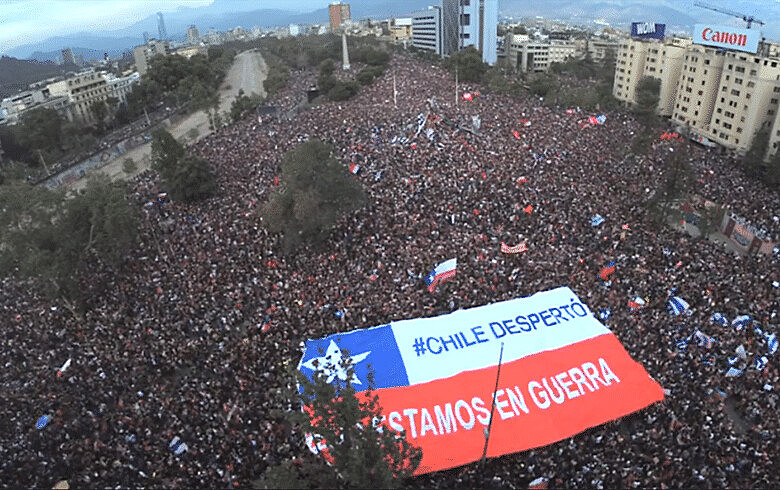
xmin=0 ymin=54 xmax=778 ymax=488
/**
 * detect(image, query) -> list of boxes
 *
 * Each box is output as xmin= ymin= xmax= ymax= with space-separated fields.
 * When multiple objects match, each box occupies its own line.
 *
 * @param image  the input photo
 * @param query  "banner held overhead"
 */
xmin=298 ymin=287 xmax=665 ymax=474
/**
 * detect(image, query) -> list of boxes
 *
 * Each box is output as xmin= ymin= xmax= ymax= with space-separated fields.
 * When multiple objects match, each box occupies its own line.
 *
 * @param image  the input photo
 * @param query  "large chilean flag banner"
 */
xmin=297 ymin=287 xmax=664 ymax=474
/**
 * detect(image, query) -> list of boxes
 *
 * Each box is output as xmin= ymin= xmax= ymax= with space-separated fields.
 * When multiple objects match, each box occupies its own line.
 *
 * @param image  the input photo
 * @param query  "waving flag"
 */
xmin=349 ymin=164 xmax=360 ymax=175
xmin=628 ymin=296 xmax=646 ymax=311
xmin=36 ymin=415 xmax=51 ymax=430
xmin=667 ymin=296 xmax=690 ymax=316
xmin=767 ymin=333 xmax=778 ymax=355
xmin=590 ymin=215 xmax=605 ymax=227
xmin=598 ymin=261 xmax=616 ymax=281
xmin=731 ymin=315 xmax=751 ymax=331
xmin=693 ymin=330 xmax=715 ymax=349
xmin=710 ymin=313 xmax=728 ymax=327
xmin=169 ymin=436 xmax=188 ymax=455
xmin=425 ymin=258 xmax=457 ymax=293
xmin=528 ymin=477 xmax=549 ymax=489
xmin=501 ymin=242 xmax=528 ymax=254
xmin=298 ymin=287 xmax=664 ymax=474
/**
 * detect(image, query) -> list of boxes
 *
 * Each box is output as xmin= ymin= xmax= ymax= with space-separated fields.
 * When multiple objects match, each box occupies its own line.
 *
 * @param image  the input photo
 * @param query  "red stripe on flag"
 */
xmin=363 ymin=333 xmax=664 ymax=474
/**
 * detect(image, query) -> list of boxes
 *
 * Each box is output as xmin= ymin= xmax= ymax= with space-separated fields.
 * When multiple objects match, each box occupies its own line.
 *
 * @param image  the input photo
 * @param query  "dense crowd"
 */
xmin=1 ymin=54 xmax=778 ymax=489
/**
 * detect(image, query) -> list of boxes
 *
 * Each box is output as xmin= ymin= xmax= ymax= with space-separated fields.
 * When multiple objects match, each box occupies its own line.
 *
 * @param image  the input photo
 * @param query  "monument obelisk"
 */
xmin=341 ymin=32 xmax=350 ymax=71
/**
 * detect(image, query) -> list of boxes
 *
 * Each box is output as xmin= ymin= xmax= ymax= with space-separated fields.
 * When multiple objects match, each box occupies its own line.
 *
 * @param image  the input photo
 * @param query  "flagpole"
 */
xmin=480 ymin=341 xmax=504 ymax=465
xmin=455 ymin=64 xmax=459 ymax=107
xmin=393 ymin=73 xmax=397 ymax=108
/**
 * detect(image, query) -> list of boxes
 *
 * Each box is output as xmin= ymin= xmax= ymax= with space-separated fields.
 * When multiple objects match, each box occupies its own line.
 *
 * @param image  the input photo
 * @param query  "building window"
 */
xmin=731 ymin=89 xmax=740 ymax=96
xmin=735 ymin=78 xmax=742 ymax=85
xmin=460 ymin=14 xmax=470 ymax=25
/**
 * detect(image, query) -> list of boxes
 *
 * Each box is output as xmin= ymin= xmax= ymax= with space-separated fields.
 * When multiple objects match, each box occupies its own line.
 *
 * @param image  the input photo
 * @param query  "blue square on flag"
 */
xmin=299 ymin=324 xmax=409 ymax=391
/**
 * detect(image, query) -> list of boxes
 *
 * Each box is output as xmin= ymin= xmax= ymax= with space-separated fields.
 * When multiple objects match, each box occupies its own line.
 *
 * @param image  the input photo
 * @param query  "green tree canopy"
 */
xmin=151 ymin=127 xmax=186 ymax=179
xmin=168 ymin=154 xmax=217 ymax=202
xmin=634 ymin=76 xmax=661 ymax=122
xmin=443 ymin=46 xmax=488 ymax=83
xmin=261 ymin=140 xmax=365 ymax=252
xmin=259 ymin=361 xmax=422 ymax=488
xmin=0 ymin=174 xmax=139 ymax=299
xmin=151 ymin=128 xmax=216 ymax=203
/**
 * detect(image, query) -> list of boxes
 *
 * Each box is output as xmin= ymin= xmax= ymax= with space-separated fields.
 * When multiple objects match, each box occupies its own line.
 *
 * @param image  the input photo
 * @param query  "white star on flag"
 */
xmin=302 ymin=340 xmax=371 ymax=385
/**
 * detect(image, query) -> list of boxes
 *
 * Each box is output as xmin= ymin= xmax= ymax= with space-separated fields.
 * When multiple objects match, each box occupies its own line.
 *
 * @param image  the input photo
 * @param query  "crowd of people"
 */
xmin=1 ymin=53 xmax=777 ymax=488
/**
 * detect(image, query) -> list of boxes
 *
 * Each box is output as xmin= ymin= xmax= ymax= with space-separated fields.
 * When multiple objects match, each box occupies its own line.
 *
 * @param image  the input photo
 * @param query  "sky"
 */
xmin=0 ymin=0 xmax=212 ymax=54
xmin=1 ymin=0 xmax=777 ymax=55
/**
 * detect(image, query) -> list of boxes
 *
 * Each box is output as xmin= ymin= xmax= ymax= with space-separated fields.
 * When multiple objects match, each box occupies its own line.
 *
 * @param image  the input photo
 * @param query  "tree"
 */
xmin=167 ymin=154 xmax=217 ymax=202
xmin=648 ymin=144 xmax=694 ymax=225
xmin=743 ymin=128 xmax=769 ymax=178
xmin=259 ymin=360 xmax=422 ymax=488
xmin=151 ymin=127 xmax=185 ymax=180
xmin=14 ymin=107 xmax=63 ymax=163
xmin=151 ymin=128 xmax=216 ymax=202
xmin=443 ymin=46 xmax=488 ymax=83
xmin=0 ymin=174 xmax=139 ymax=299
xmin=90 ymin=100 xmax=108 ymax=132
xmin=529 ymin=73 xmax=556 ymax=97
xmin=122 ymin=157 xmax=138 ymax=174
xmin=328 ymin=81 xmax=359 ymax=101
xmin=634 ymin=76 xmax=661 ymax=122
xmin=261 ymin=140 xmax=365 ymax=252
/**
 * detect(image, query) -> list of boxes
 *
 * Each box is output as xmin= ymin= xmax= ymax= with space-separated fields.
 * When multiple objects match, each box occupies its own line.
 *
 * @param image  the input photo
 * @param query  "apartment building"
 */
xmin=412 ymin=7 xmax=442 ymax=55
xmin=133 ymin=39 xmax=170 ymax=76
xmin=705 ymin=51 xmax=780 ymax=152
xmin=587 ymin=39 xmax=620 ymax=62
xmin=613 ymin=37 xmax=689 ymax=116
xmin=0 ymin=88 xmax=71 ymax=125
xmin=47 ymin=70 xmax=109 ymax=123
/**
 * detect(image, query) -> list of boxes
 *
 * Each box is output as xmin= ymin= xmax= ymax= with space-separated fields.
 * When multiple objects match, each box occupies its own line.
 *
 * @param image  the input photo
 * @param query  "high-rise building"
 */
xmin=143 ymin=31 xmax=150 ymax=43
xmin=613 ymin=37 xmax=689 ymax=117
xmin=187 ymin=25 xmax=200 ymax=45
xmin=411 ymin=6 xmax=442 ymax=55
xmin=329 ymin=2 xmax=351 ymax=31
xmin=157 ymin=12 xmax=168 ymax=40
xmin=614 ymin=33 xmax=780 ymax=159
xmin=74 ymin=54 xmax=85 ymax=67
xmin=133 ymin=40 xmax=170 ymax=75
xmin=456 ymin=0 xmax=498 ymax=64
xmin=411 ymin=0 xmax=498 ymax=65
xmin=62 ymin=48 xmax=76 ymax=65
xmin=46 ymin=69 xmax=109 ymax=123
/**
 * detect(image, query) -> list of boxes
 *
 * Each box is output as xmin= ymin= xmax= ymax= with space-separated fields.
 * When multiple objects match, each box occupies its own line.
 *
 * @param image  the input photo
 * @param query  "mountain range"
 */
xmin=6 ymin=0 xmax=779 ymax=62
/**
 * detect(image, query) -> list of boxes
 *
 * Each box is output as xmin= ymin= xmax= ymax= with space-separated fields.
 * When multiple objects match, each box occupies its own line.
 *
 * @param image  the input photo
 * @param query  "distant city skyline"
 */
xmin=1 ymin=0 xmax=777 ymax=56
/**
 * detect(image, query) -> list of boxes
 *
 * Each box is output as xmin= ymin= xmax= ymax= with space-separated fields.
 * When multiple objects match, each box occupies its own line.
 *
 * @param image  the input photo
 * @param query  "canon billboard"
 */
xmin=694 ymin=24 xmax=759 ymax=53
xmin=631 ymin=22 xmax=665 ymax=40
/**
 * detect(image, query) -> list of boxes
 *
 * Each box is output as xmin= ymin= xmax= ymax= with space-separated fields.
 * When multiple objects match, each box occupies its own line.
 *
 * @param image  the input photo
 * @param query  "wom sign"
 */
xmin=298 ymin=287 xmax=664 ymax=474
xmin=694 ymin=24 xmax=759 ymax=54
xmin=631 ymin=22 xmax=665 ymax=40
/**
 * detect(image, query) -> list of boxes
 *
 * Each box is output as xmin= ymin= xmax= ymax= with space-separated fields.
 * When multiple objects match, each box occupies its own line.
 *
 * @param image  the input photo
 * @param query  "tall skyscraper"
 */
xmin=61 ymin=48 xmax=76 ymax=65
xmin=143 ymin=31 xmax=150 ymax=43
xmin=157 ymin=12 xmax=168 ymax=40
xmin=411 ymin=0 xmax=497 ymax=64
xmin=186 ymin=25 xmax=200 ymax=45
xmin=329 ymin=2 xmax=351 ymax=31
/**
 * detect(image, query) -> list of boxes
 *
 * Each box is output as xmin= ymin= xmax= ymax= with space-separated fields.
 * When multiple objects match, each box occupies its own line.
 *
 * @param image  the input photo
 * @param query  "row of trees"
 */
xmin=0 ymin=107 xmax=100 ymax=168
xmin=125 ymin=46 xmax=236 ymax=119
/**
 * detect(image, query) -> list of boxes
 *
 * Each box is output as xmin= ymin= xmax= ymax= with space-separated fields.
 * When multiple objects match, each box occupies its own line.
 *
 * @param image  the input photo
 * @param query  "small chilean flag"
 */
xmin=599 ymin=261 xmax=616 ymax=281
xmin=425 ymin=258 xmax=457 ymax=293
xmin=349 ymin=164 xmax=360 ymax=175
xmin=528 ymin=477 xmax=549 ymax=489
